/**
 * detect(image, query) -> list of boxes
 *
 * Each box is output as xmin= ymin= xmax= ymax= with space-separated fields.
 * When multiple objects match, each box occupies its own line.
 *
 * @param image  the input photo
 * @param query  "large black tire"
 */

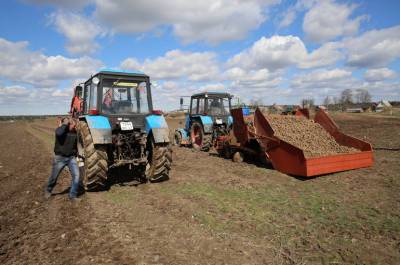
xmin=190 ymin=121 xmax=211 ymax=152
xmin=145 ymin=140 xmax=172 ymax=182
xmin=202 ymin=134 xmax=212 ymax=152
xmin=77 ymin=121 xmax=108 ymax=190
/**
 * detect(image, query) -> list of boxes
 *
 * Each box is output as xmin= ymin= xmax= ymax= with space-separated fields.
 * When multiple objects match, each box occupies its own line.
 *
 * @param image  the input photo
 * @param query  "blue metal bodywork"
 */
xmin=242 ymin=107 xmax=251 ymax=116
xmin=84 ymin=115 xmax=112 ymax=144
xmin=85 ymin=115 xmax=112 ymax=129
xmin=184 ymin=114 xmax=213 ymax=132
xmin=83 ymin=114 xmax=170 ymax=144
xmin=176 ymin=128 xmax=190 ymax=144
xmin=228 ymin=116 xmax=233 ymax=126
xmin=176 ymin=114 xmax=214 ymax=145
xmin=145 ymin=115 xmax=168 ymax=133
xmin=145 ymin=115 xmax=170 ymax=143
xmin=98 ymin=68 xmax=145 ymax=75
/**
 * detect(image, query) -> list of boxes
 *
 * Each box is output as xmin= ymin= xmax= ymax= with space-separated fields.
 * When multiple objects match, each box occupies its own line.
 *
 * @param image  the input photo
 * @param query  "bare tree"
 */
xmin=340 ymin=89 xmax=353 ymax=105
xmin=301 ymin=98 xmax=315 ymax=108
xmin=250 ymin=98 xmax=263 ymax=107
xmin=355 ymin=89 xmax=372 ymax=103
xmin=332 ymin=96 xmax=339 ymax=105
xmin=323 ymin=96 xmax=333 ymax=106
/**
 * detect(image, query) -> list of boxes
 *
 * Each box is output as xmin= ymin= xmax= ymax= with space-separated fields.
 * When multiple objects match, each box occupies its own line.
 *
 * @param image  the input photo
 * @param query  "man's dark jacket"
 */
xmin=54 ymin=124 xmax=77 ymax=157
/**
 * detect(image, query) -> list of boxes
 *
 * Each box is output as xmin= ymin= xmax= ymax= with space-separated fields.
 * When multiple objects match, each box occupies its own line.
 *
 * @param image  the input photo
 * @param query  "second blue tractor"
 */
xmin=174 ymin=92 xmax=233 ymax=151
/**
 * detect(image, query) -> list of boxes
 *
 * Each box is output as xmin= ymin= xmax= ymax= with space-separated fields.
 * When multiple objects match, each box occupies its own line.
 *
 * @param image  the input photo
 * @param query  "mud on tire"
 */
xmin=190 ymin=121 xmax=211 ymax=152
xmin=174 ymin=131 xmax=182 ymax=146
xmin=146 ymin=140 xmax=172 ymax=182
xmin=77 ymin=121 xmax=108 ymax=191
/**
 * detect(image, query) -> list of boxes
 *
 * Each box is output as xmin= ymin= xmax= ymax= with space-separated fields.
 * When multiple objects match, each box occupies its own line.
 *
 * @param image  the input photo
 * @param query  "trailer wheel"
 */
xmin=190 ymin=121 xmax=211 ymax=151
xmin=77 ymin=121 xmax=108 ymax=191
xmin=146 ymin=139 xmax=172 ymax=182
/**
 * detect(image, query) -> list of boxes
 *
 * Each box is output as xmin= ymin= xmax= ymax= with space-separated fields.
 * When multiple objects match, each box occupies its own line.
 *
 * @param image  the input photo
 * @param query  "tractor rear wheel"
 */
xmin=174 ymin=131 xmax=182 ymax=146
xmin=77 ymin=121 xmax=108 ymax=191
xmin=145 ymin=139 xmax=172 ymax=182
xmin=190 ymin=121 xmax=211 ymax=151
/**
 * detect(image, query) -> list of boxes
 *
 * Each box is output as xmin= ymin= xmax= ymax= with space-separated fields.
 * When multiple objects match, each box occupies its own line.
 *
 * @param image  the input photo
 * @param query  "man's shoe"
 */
xmin=44 ymin=191 xmax=52 ymax=199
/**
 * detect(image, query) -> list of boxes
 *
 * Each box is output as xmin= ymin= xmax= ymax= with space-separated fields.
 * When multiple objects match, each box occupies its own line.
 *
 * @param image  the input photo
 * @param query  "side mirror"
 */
xmin=180 ymin=98 xmax=184 ymax=105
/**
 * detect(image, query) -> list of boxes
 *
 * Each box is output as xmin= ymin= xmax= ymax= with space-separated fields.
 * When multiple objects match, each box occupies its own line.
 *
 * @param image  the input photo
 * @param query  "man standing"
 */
xmin=45 ymin=117 xmax=81 ymax=201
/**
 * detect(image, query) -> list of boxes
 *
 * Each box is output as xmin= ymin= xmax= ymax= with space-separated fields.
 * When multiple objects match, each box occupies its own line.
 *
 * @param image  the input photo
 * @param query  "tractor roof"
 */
xmin=191 ymin=92 xmax=232 ymax=98
xmin=96 ymin=68 xmax=149 ymax=78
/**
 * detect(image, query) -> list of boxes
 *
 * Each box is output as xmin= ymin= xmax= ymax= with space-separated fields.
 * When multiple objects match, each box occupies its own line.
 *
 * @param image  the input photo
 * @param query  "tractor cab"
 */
xmin=189 ymin=92 xmax=232 ymax=126
xmin=80 ymin=70 xmax=154 ymax=132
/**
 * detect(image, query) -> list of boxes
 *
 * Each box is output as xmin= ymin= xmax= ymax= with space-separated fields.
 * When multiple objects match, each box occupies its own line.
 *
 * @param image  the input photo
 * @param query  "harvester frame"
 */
xmin=215 ymin=107 xmax=373 ymax=177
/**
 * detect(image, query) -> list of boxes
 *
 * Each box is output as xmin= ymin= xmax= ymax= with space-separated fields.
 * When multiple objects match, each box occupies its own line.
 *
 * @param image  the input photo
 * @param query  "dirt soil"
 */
xmin=265 ymin=114 xmax=358 ymax=158
xmin=0 ymin=112 xmax=399 ymax=264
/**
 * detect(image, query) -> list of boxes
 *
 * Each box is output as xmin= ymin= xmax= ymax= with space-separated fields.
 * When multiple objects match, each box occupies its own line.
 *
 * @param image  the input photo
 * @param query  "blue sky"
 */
xmin=0 ymin=0 xmax=399 ymax=115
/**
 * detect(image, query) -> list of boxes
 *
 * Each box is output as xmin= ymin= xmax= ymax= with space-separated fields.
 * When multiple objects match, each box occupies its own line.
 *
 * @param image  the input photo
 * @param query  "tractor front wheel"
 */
xmin=77 ymin=121 xmax=108 ymax=191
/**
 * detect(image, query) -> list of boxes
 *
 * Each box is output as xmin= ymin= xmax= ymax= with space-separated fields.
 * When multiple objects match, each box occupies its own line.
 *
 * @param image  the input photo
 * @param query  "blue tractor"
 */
xmin=70 ymin=69 xmax=172 ymax=190
xmin=174 ymin=92 xmax=233 ymax=151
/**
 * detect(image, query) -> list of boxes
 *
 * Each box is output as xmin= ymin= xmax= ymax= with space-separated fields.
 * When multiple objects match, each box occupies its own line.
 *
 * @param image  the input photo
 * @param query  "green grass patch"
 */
xmin=159 ymin=181 xmax=400 ymax=263
xmin=160 ymin=181 xmax=400 ymax=237
xmin=105 ymin=188 xmax=139 ymax=204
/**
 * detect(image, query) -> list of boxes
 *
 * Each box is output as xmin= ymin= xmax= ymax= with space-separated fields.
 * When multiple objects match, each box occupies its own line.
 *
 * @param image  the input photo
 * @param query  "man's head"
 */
xmin=61 ymin=117 xmax=69 ymax=125
xmin=59 ymin=117 xmax=76 ymax=131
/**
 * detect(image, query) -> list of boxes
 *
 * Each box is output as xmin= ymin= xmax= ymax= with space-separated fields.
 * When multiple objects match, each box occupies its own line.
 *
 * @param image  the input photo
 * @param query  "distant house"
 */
xmin=269 ymin=104 xmax=283 ymax=113
xmin=346 ymin=108 xmax=363 ymax=113
xmin=376 ymin=100 xmax=392 ymax=112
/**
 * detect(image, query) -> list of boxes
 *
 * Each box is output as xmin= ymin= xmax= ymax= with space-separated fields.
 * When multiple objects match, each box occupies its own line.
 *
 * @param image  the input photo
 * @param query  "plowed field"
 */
xmin=0 ymin=112 xmax=399 ymax=265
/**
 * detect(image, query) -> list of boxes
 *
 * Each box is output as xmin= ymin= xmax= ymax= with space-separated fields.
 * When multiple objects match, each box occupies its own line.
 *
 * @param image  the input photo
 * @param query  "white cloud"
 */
xmin=0 ymin=84 xmax=72 ymax=115
xmin=94 ymin=0 xmax=280 ymax=44
xmin=303 ymin=0 xmax=366 ymax=43
xmin=343 ymin=26 xmax=400 ymax=68
xmin=0 ymin=38 xmax=103 ymax=87
xmin=228 ymin=35 xmax=342 ymax=71
xmin=278 ymin=8 xmax=297 ymax=28
xmin=26 ymin=0 xmax=281 ymax=44
xmin=50 ymin=12 xmax=105 ymax=55
xmin=23 ymin=0 xmax=91 ymax=9
xmin=121 ymin=50 xmax=220 ymax=81
xmin=292 ymin=68 xmax=352 ymax=86
xmin=0 ymin=85 xmax=30 ymax=97
xmin=160 ymin=81 xmax=179 ymax=90
xmin=288 ymin=68 xmax=358 ymax=101
xmin=52 ymin=89 xmax=72 ymax=97
xmin=228 ymin=35 xmax=307 ymax=70
xmin=364 ymin=68 xmax=397 ymax=82
xmin=199 ymin=83 xmax=226 ymax=92
xmin=298 ymin=42 xmax=343 ymax=69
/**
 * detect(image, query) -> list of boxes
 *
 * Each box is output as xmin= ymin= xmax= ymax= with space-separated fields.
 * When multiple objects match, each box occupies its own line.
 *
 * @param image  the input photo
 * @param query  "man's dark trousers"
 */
xmin=46 ymin=155 xmax=80 ymax=198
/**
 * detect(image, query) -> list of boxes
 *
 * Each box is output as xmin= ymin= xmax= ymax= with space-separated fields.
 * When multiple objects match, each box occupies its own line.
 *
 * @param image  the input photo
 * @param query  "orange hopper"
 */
xmin=229 ymin=108 xmax=373 ymax=177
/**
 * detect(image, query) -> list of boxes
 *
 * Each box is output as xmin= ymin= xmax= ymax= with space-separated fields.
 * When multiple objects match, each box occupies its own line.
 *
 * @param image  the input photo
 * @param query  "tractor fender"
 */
xmin=198 ymin=115 xmax=213 ymax=134
xmin=145 ymin=115 xmax=170 ymax=143
xmin=82 ymin=115 xmax=112 ymax=144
